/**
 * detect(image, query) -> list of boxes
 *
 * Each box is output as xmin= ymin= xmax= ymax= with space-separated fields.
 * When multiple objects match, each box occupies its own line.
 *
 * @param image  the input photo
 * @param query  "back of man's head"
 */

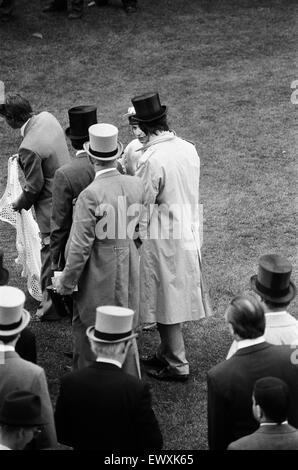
xmin=90 ymin=338 xmax=126 ymax=361
xmin=253 ymin=377 xmax=289 ymax=424
xmin=225 ymin=294 xmax=265 ymax=340
xmin=2 ymin=94 xmax=33 ymax=128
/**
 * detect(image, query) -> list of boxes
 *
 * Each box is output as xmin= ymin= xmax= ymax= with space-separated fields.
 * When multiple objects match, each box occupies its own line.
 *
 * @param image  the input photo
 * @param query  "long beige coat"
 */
xmin=136 ymin=132 xmax=205 ymax=325
xmin=62 ymin=169 xmax=144 ymax=327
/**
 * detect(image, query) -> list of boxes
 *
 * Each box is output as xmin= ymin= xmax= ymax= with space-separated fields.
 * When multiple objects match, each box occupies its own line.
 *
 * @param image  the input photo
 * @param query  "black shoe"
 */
xmin=43 ymin=5 xmax=67 ymax=13
xmin=147 ymin=366 xmax=189 ymax=383
xmin=124 ymin=5 xmax=137 ymax=13
xmin=140 ymin=354 xmax=166 ymax=369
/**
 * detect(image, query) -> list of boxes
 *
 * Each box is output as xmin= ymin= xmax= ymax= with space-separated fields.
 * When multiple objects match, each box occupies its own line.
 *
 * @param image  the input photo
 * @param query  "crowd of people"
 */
xmin=0 ymin=91 xmax=298 ymax=450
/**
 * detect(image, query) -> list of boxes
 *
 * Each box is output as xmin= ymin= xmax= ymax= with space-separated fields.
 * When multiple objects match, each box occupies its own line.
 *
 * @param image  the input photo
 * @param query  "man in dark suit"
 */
xmin=50 ymin=105 xmax=96 ymax=272
xmin=207 ymin=295 xmax=298 ymax=450
xmin=55 ymin=306 xmax=163 ymax=450
xmin=0 ymin=94 xmax=70 ymax=322
xmin=0 ymin=286 xmax=57 ymax=449
xmin=228 ymin=377 xmax=298 ymax=450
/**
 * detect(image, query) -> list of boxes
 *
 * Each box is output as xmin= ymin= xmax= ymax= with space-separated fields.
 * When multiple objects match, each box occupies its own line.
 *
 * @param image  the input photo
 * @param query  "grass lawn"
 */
xmin=0 ymin=0 xmax=297 ymax=450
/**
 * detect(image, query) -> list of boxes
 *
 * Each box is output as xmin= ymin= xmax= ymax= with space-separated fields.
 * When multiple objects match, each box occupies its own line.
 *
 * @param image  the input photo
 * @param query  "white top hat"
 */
xmin=0 ymin=287 xmax=30 ymax=336
xmin=86 ymin=305 xmax=137 ymax=343
xmin=83 ymin=123 xmax=123 ymax=161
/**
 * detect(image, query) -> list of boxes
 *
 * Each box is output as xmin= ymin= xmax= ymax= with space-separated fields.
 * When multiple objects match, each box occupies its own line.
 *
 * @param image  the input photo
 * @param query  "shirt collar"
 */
xmin=237 ymin=336 xmax=266 ymax=350
xmin=265 ymin=311 xmax=288 ymax=316
xmin=96 ymin=357 xmax=122 ymax=368
xmin=0 ymin=345 xmax=15 ymax=352
xmin=20 ymin=118 xmax=31 ymax=137
xmin=95 ymin=168 xmax=116 ymax=179
xmin=75 ymin=150 xmax=86 ymax=157
xmin=260 ymin=420 xmax=288 ymax=427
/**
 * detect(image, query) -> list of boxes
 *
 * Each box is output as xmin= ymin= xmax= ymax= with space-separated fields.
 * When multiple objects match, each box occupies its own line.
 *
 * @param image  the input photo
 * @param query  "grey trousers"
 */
xmin=46 ymin=0 xmax=84 ymax=13
xmin=36 ymin=235 xmax=57 ymax=318
xmin=156 ymin=323 xmax=189 ymax=375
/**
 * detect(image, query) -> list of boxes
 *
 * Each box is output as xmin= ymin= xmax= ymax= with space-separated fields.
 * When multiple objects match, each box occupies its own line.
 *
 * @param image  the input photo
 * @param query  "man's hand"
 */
xmin=55 ymin=275 xmax=74 ymax=296
xmin=11 ymin=201 xmax=21 ymax=212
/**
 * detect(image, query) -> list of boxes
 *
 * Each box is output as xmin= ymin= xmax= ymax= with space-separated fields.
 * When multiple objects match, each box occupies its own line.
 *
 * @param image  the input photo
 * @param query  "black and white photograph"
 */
xmin=0 ymin=0 xmax=297 ymax=454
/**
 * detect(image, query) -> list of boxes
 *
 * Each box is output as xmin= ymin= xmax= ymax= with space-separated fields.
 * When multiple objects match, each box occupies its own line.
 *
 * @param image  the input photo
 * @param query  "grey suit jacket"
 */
xmin=61 ymin=169 xmax=144 ymax=325
xmin=15 ymin=112 xmax=70 ymax=233
xmin=228 ymin=424 xmax=298 ymax=450
xmin=50 ymin=152 xmax=95 ymax=269
xmin=0 ymin=351 xmax=57 ymax=449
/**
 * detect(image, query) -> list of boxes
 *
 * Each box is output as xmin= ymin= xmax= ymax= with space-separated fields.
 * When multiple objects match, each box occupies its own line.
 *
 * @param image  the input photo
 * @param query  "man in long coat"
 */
xmin=56 ymin=123 xmax=144 ymax=372
xmin=131 ymin=92 xmax=205 ymax=382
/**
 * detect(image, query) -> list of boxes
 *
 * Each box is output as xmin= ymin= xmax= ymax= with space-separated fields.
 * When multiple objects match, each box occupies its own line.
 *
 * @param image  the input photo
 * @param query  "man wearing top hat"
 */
xmin=0 ymin=286 xmax=57 ymax=449
xmin=130 ymin=92 xmax=205 ymax=382
xmin=227 ymin=254 xmax=298 ymax=358
xmin=207 ymin=294 xmax=298 ymax=450
xmin=55 ymin=123 xmax=144 ymax=373
xmin=55 ymin=306 xmax=163 ymax=450
xmin=0 ymin=390 xmax=46 ymax=450
xmin=50 ymin=106 xmax=96 ymax=272
xmin=0 ymin=94 xmax=70 ymax=322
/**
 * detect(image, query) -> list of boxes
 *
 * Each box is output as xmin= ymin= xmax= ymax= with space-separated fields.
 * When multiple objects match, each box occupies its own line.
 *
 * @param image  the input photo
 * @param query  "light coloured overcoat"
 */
xmin=62 ymin=169 xmax=144 ymax=327
xmin=136 ymin=132 xmax=205 ymax=325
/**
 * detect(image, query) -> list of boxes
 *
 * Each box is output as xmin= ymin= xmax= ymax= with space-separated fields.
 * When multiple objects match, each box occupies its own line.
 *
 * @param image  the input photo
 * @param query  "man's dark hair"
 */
xmin=0 ymin=334 xmax=19 ymax=344
xmin=4 ymin=94 xmax=33 ymax=124
xmin=253 ymin=377 xmax=289 ymax=424
xmin=226 ymin=295 xmax=265 ymax=339
xmin=138 ymin=115 xmax=169 ymax=136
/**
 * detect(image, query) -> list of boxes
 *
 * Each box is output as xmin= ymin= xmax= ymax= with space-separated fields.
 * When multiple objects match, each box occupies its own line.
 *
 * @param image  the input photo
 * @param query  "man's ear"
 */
xmin=227 ymin=322 xmax=234 ymax=336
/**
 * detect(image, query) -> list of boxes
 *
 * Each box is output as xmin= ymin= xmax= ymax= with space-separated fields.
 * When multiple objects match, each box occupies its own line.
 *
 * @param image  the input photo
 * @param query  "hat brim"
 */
xmin=0 ymin=309 xmax=30 ymax=336
xmin=83 ymin=141 xmax=123 ymax=161
xmin=132 ymin=105 xmax=167 ymax=123
xmin=250 ymin=275 xmax=297 ymax=304
xmin=86 ymin=326 xmax=138 ymax=343
xmin=65 ymin=127 xmax=89 ymax=141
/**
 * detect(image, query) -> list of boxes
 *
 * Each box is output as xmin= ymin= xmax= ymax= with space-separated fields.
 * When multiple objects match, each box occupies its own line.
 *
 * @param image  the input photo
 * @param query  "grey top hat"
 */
xmin=250 ymin=254 xmax=296 ymax=304
xmin=0 ymin=286 xmax=30 ymax=335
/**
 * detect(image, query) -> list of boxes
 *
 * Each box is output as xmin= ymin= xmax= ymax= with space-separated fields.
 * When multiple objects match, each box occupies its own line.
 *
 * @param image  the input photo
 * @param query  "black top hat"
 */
xmin=0 ymin=390 xmax=45 ymax=427
xmin=250 ymin=254 xmax=296 ymax=304
xmin=131 ymin=92 xmax=167 ymax=122
xmin=0 ymin=250 xmax=9 ymax=286
xmin=65 ymin=105 xmax=97 ymax=141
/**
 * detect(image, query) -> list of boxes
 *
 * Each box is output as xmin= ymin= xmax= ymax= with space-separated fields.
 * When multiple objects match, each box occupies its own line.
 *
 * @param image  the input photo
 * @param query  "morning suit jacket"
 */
xmin=55 ymin=362 xmax=163 ymax=451
xmin=0 ymin=351 xmax=57 ymax=449
xmin=50 ymin=151 xmax=95 ymax=269
xmin=61 ymin=169 xmax=144 ymax=326
xmin=207 ymin=342 xmax=298 ymax=450
xmin=14 ymin=112 xmax=70 ymax=234
xmin=228 ymin=423 xmax=298 ymax=450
